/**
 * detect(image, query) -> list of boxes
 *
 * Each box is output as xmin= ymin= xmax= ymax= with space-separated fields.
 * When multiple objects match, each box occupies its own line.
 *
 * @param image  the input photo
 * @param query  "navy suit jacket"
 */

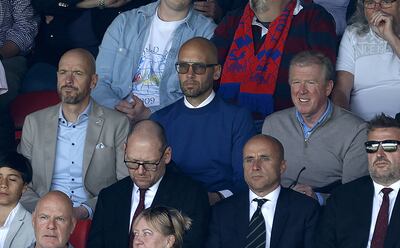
xmin=87 ymin=164 xmax=210 ymax=248
xmin=316 ymin=176 xmax=400 ymax=248
xmin=206 ymin=187 xmax=320 ymax=248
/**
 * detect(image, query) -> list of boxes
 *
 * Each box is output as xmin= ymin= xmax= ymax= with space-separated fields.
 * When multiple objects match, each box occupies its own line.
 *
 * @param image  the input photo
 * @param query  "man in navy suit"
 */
xmin=317 ymin=114 xmax=400 ymax=248
xmin=87 ymin=120 xmax=209 ymax=248
xmin=206 ymin=134 xmax=320 ymax=248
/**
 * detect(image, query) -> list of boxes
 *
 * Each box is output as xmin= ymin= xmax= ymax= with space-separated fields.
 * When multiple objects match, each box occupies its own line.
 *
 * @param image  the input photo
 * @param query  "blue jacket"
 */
xmin=92 ymin=1 xmax=216 ymax=111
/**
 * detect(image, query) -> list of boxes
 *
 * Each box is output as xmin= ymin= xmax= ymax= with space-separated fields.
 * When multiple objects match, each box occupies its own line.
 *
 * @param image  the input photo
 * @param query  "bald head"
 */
xmin=33 ymin=191 xmax=76 ymax=248
xmin=59 ymin=48 xmax=96 ymax=75
xmin=179 ymin=37 xmax=218 ymax=64
xmin=244 ymin=134 xmax=285 ymax=162
xmin=35 ymin=191 xmax=74 ymax=214
xmin=128 ymin=120 xmax=167 ymax=152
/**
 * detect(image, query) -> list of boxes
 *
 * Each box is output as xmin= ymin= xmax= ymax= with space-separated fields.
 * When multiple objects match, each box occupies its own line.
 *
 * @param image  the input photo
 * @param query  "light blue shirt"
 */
xmin=52 ymin=102 xmax=92 ymax=214
xmin=295 ymin=100 xmax=333 ymax=205
xmin=295 ymin=100 xmax=333 ymax=140
xmin=92 ymin=1 xmax=216 ymax=112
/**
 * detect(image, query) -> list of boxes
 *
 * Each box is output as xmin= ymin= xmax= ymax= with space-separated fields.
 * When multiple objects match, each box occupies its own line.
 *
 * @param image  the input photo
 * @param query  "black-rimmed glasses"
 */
xmin=288 ymin=166 xmax=306 ymax=189
xmin=364 ymin=0 xmax=397 ymax=9
xmin=364 ymin=140 xmax=400 ymax=153
xmin=175 ymin=62 xmax=218 ymax=75
xmin=124 ymin=147 xmax=168 ymax=171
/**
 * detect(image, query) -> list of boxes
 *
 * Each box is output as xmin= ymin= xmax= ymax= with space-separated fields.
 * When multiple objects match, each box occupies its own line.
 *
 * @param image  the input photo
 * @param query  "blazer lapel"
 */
xmin=355 ymin=179 xmax=375 ymax=247
xmin=235 ymin=193 xmax=250 ymax=247
xmin=44 ymin=105 xmax=61 ymax=189
xmin=3 ymin=206 xmax=26 ymax=247
xmin=270 ymin=188 xmax=289 ymax=248
xmin=82 ymin=101 xmax=104 ymax=178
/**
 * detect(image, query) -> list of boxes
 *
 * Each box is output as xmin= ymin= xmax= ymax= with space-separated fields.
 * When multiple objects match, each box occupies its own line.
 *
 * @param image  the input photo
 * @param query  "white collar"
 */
xmin=183 ymin=91 xmax=215 ymax=109
xmin=373 ymin=179 xmax=400 ymax=197
xmin=252 ymin=0 xmax=303 ymax=37
xmin=249 ymin=185 xmax=281 ymax=205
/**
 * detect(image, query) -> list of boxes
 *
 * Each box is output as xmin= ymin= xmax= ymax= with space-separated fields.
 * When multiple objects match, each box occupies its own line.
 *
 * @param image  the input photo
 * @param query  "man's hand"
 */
xmin=208 ymin=192 xmax=223 ymax=206
xmin=73 ymin=206 xmax=89 ymax=220
xmin=193 ymin=0 xmax=223 ymax=23
xmin=292 ymin=183 xmax=317 ymax=200
xmin=115 ymin=94 xmax=151 ymax=123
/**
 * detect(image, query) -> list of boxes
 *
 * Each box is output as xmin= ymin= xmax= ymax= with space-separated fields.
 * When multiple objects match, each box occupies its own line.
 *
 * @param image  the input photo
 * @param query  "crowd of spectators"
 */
xmin=1 ymin=0 xmax=400 ymax=247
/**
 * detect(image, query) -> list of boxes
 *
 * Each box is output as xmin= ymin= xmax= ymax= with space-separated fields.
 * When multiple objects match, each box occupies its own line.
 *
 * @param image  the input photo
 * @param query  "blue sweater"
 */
xmin=151 ymin=96 xmax=255 ymax=193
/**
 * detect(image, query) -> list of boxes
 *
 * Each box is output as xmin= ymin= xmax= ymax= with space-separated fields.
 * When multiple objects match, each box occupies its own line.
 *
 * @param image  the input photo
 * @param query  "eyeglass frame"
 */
xmin=364 ymin=0 xmax=397 ymax=9
xmin=175 ymin=62 xmax=219 ymax=75
xmin=364 ymin=140 xmax=400 ymax=153
xmin=124 ymin=146 xmax=168 ymax=171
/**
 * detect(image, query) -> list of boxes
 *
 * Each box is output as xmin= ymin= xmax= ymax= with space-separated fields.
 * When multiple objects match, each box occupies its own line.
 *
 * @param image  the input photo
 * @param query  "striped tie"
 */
xmin=245 ymin=198 xmax=268 ymax=248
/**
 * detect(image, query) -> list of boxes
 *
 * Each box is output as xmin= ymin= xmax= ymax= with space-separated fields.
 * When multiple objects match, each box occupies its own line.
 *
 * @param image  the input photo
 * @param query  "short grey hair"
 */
xmin=289 ymin=50 xmax=334 ymax=82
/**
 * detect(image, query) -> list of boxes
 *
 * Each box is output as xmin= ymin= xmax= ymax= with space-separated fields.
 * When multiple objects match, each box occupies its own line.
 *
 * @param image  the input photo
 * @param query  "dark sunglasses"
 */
xmin=175 ymin=62 xmax=218 ymax=75
xmin=364 ymin=140 xmax=400 ymax=153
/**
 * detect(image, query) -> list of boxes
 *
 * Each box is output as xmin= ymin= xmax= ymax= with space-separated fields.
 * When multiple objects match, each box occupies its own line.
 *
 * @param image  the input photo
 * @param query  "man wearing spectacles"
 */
xmin=88 ymin=119 xmax=209 ymax=248
xmin=92 ymin=0 xmax=217 ymax=124
xmin=151 ymin=37 xmax=255 ymax=206
xmin=333 ymin=0 xmax=400 ymax=121
xmin=317 ymin=114 xmax=400 ymax=247
xmin=262 ymin=51 xmax=368 ymax=204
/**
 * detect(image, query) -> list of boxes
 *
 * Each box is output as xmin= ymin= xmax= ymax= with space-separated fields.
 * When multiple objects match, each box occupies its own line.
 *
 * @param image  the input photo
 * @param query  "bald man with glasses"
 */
xmin=87 ymin=119 xmax=209 ymax=248
xmin=151 ymin=37 xmax=255 ymax=206
xmin=317 ymin=113 xmax=400 ymax=248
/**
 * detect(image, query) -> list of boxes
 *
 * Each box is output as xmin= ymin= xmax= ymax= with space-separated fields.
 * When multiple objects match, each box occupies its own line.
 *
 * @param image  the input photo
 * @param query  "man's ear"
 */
xmin=164 ymin=146 xmax=172 ymax=164
xmin=213 ymin=65 xmax=222 ymax=80
xmin=280 ymin=160 xmax=287 ymax=175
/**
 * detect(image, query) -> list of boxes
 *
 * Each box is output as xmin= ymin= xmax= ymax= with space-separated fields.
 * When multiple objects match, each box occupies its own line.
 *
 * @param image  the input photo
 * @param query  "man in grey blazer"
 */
xmin=18 ymin=48 xmax=130 ymax=220
xmin=0 ymin=152 xmax=35 ymax=248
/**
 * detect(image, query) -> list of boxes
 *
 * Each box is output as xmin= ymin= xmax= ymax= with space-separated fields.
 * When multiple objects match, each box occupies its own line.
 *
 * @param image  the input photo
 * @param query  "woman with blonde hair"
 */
xmin=133 ymin=206 xmax=192 ymax=248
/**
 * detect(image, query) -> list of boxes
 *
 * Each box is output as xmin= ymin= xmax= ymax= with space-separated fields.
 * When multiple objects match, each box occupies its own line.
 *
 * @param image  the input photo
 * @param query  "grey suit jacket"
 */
xmin=4 ymin=204 xmax=35 ymax=248
xmin=18 ymin=99 xmax=130 ymax=211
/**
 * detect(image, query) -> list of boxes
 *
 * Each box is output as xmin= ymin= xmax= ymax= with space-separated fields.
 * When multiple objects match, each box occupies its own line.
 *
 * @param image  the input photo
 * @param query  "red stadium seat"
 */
xmin=70 ymin=219 xmax=92 ymax=248
xmin=10 ymin=91 xmax=60 ymax=140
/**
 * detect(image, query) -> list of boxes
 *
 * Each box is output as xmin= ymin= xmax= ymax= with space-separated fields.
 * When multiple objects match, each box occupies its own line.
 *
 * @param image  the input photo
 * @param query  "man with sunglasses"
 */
xmin=317 ymin=114 xmax=400 ymax=248
xmin=151 ymin=37 xmax=255 ymax=206
xmin=92 ymin=0 xmax=216 ymax=124
xmin=88 ymin=119 xmax=209 ymax=248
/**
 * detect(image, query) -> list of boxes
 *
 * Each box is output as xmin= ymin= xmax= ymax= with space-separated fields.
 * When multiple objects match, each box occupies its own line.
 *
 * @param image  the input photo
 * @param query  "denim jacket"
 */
xmin=92 ymin=1 xmax=216 ymax=112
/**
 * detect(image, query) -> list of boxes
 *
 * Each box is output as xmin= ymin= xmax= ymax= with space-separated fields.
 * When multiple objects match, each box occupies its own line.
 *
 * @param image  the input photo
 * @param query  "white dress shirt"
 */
xmin=366 ymin=179 xmax=400 ymax=248
xmin=0 ymin=203 xmax=20 ymax=248
xmin=248 ymin=186 xmax=281 ymax=248
xmin=129 ymin=177 xmax=163 ymax=230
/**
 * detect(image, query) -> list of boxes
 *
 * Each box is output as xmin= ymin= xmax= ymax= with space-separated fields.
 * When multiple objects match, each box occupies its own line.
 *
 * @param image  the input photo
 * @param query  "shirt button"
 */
xmin=73 ymin=125 xmax=76 ymax=128
xmin=72 ymin=161 xmax=74 ymax=164
xmin=71 ymin=178 xmax=75 ymax=181
xmin=71 ymin=191 xmax=74 ymax=193
xmin=72 ymin=143 xmax=75 ymax=146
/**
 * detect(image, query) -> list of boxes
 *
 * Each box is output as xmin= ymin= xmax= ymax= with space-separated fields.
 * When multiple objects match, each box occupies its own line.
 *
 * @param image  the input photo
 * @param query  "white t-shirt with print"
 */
xmin=337 ymin=26 xmax=400 ymax=120
xmin=131 ymin=10 xmax=185 ymax=107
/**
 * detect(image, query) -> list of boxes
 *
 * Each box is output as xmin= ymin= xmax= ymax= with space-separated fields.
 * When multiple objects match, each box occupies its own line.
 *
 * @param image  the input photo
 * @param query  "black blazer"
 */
xmin=87 ymin=164 xmax=210 ymax=248
xmin=206 ymin=187 xmax=320 ymax=248
xmin=316 ymin=176 xmax=400 ymax=248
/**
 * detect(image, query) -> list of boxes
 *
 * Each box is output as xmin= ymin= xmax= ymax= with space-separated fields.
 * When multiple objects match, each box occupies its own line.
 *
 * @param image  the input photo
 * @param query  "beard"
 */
xmin=180 ymin=79 xmax=210 ymax=98
xmin=250 ymin=0 xmax=270 ymax=14
xmin=58 ymin=85 xmax=86 ymax=104
xmin=369 ymin=158 xmax=400 ymax=186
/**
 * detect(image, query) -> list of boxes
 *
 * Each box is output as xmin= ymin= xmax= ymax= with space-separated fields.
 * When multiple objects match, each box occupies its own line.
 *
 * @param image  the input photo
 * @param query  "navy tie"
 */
xmin=245 ymin=198 xmax=268 ymax=248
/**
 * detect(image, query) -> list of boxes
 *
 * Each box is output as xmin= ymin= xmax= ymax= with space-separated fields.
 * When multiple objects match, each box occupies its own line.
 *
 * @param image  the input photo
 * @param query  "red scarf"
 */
xmin=219 ymin=1 xmax=296 ymax=117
